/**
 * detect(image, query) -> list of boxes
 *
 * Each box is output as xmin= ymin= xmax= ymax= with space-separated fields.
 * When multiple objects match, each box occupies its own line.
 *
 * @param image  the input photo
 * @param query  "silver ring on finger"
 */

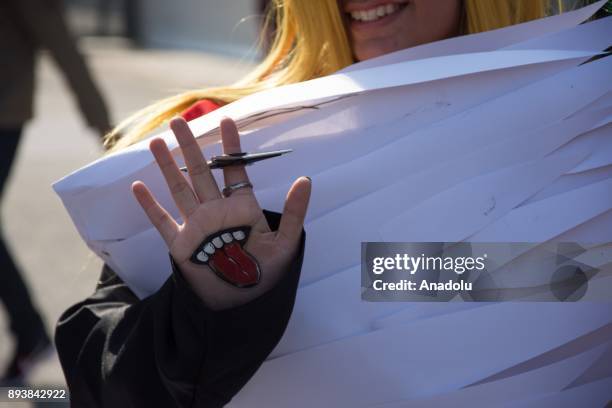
xmin=222 ymin=181 xmax=253 ymax=197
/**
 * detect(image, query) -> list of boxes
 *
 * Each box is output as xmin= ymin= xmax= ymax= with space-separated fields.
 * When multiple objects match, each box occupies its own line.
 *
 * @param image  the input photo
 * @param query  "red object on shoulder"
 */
xmin=181 ymin=99 xmax=221 ymax=122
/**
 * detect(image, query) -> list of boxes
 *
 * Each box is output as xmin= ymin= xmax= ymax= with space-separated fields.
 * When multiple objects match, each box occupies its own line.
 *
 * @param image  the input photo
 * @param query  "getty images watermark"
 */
xmin=361 ymin=242 xmax=611 ymax=302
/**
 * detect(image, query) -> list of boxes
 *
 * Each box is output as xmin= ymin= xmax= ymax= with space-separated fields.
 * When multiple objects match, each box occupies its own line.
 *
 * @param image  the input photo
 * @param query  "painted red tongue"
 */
xmin=209 ymin=242 xmax=259 ymax=287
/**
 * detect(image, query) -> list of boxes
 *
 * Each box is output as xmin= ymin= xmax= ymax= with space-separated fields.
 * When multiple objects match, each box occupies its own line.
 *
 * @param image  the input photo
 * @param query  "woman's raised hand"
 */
xmin=131 ymin=117 xmax=311 ymax=310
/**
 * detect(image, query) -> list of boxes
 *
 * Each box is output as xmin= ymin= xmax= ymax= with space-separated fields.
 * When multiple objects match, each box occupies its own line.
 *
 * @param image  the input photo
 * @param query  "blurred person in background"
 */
xmin=0 ymin=0 xmax=111 ymax=384
xmin=54 ymin=0 xmax=555 ymax=406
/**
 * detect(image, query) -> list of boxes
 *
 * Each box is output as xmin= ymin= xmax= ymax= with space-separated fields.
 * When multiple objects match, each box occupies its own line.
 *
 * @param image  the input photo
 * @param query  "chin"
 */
xmin=353 ymin=44 xmax=396 ymax=61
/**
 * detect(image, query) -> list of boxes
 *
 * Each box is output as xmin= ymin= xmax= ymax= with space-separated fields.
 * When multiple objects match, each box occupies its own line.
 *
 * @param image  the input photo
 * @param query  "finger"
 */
xmin=220 ymin=117 xmax=252 ymax=197
xmin=277 ymin=176 xmax=312 ymax=244
xmin=132 ymin=181 xmax=179 ymax=246
xmin=170 ymin=117 xmax=221 ymax=202
xmin=149 ymin=137 xmax=199 ymax=217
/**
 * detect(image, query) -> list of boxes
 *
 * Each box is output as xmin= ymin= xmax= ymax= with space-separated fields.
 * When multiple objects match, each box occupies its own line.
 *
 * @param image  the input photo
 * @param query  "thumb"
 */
xmin=277 ymin=176 xmax=312 ymax=244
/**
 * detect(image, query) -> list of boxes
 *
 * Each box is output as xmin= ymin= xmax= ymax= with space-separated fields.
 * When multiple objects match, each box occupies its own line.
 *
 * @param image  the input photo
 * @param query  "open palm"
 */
xmin=132 ymin=117 xmax=311 ymax=310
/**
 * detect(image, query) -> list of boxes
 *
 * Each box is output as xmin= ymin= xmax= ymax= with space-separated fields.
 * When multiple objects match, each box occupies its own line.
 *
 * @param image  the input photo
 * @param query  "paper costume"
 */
xmin=54 ymin=2 xmax=612 ymax=406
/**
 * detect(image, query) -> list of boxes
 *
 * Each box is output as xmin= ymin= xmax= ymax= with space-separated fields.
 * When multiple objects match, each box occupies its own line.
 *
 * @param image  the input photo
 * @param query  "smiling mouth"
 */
xmin=347 ymin=2 xmax=408 ymax=24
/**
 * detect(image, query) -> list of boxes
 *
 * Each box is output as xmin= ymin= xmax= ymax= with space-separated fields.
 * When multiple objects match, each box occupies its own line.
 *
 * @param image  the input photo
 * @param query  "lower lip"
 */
xmin=348 ymin=4 xmax=408 ymax=32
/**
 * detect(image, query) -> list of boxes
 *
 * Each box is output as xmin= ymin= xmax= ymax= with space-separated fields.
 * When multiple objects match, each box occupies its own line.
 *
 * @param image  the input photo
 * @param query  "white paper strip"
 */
xmin=365 ymin=344 xmax=610 ymax=407
xmin=469 ymin=177 xmax=612 ymax=242
xmin=230 ymin=303 xmax=612 ymax=407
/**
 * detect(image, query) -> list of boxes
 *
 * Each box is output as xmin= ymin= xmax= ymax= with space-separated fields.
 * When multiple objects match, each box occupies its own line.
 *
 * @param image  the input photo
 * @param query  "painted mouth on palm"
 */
xmin=191 ymin=226 xmax=261 ymax=288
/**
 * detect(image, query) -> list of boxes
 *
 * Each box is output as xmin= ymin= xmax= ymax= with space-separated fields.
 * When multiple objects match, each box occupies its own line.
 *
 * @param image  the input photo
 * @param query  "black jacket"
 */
xmin=55 ymin=210 xmax=305 ymax=407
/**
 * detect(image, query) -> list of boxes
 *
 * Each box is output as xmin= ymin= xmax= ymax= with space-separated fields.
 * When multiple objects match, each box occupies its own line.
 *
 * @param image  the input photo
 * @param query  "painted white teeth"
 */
xmin=350 ymin=3 xmax=399 ymax=22
xmin=196 ymin=252 xmax=209 ymax=263
xmin=200 ymin=231 xmax=240 ymax=260
xmin=212 ymin=237 xmax=223 ymax=248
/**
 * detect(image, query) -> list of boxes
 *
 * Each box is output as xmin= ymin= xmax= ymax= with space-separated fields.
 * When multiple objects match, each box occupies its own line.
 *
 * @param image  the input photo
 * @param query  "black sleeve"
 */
xmin=55 ymin=210 xmax=305 ymax=407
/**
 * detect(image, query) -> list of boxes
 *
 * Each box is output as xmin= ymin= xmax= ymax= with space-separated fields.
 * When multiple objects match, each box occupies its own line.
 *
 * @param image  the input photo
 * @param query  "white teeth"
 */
xmin=350 ymin=3 xmax=400 ymax=22
xmin=196 ymin=252 xmax=209 ymax=263
xmin=204 ymin=243 xmax=215 ymax=254
xmin=212 ymin=237 xmax=223 ymax=248
xmin=221 ymin=233 xmax=233 ymax=243
xmin=232 ymin=230 xmax=246 ymax=240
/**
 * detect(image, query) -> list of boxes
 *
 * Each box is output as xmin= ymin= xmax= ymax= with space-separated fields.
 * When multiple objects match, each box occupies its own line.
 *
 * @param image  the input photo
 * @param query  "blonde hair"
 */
xmin=104 ymin=0 xmax=546 ymax=152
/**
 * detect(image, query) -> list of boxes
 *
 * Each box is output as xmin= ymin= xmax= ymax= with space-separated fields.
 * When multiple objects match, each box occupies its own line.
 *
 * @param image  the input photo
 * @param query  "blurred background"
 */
xmin=0 ymin=0 xmax=266 ymax=404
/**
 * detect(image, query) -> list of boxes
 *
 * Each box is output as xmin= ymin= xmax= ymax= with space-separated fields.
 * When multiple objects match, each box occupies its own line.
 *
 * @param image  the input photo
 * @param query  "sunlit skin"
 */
xmin=342 ymin=0 xmax=462 ymax=61
xmin=132 ymin=118 xmax=311 ymax=310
